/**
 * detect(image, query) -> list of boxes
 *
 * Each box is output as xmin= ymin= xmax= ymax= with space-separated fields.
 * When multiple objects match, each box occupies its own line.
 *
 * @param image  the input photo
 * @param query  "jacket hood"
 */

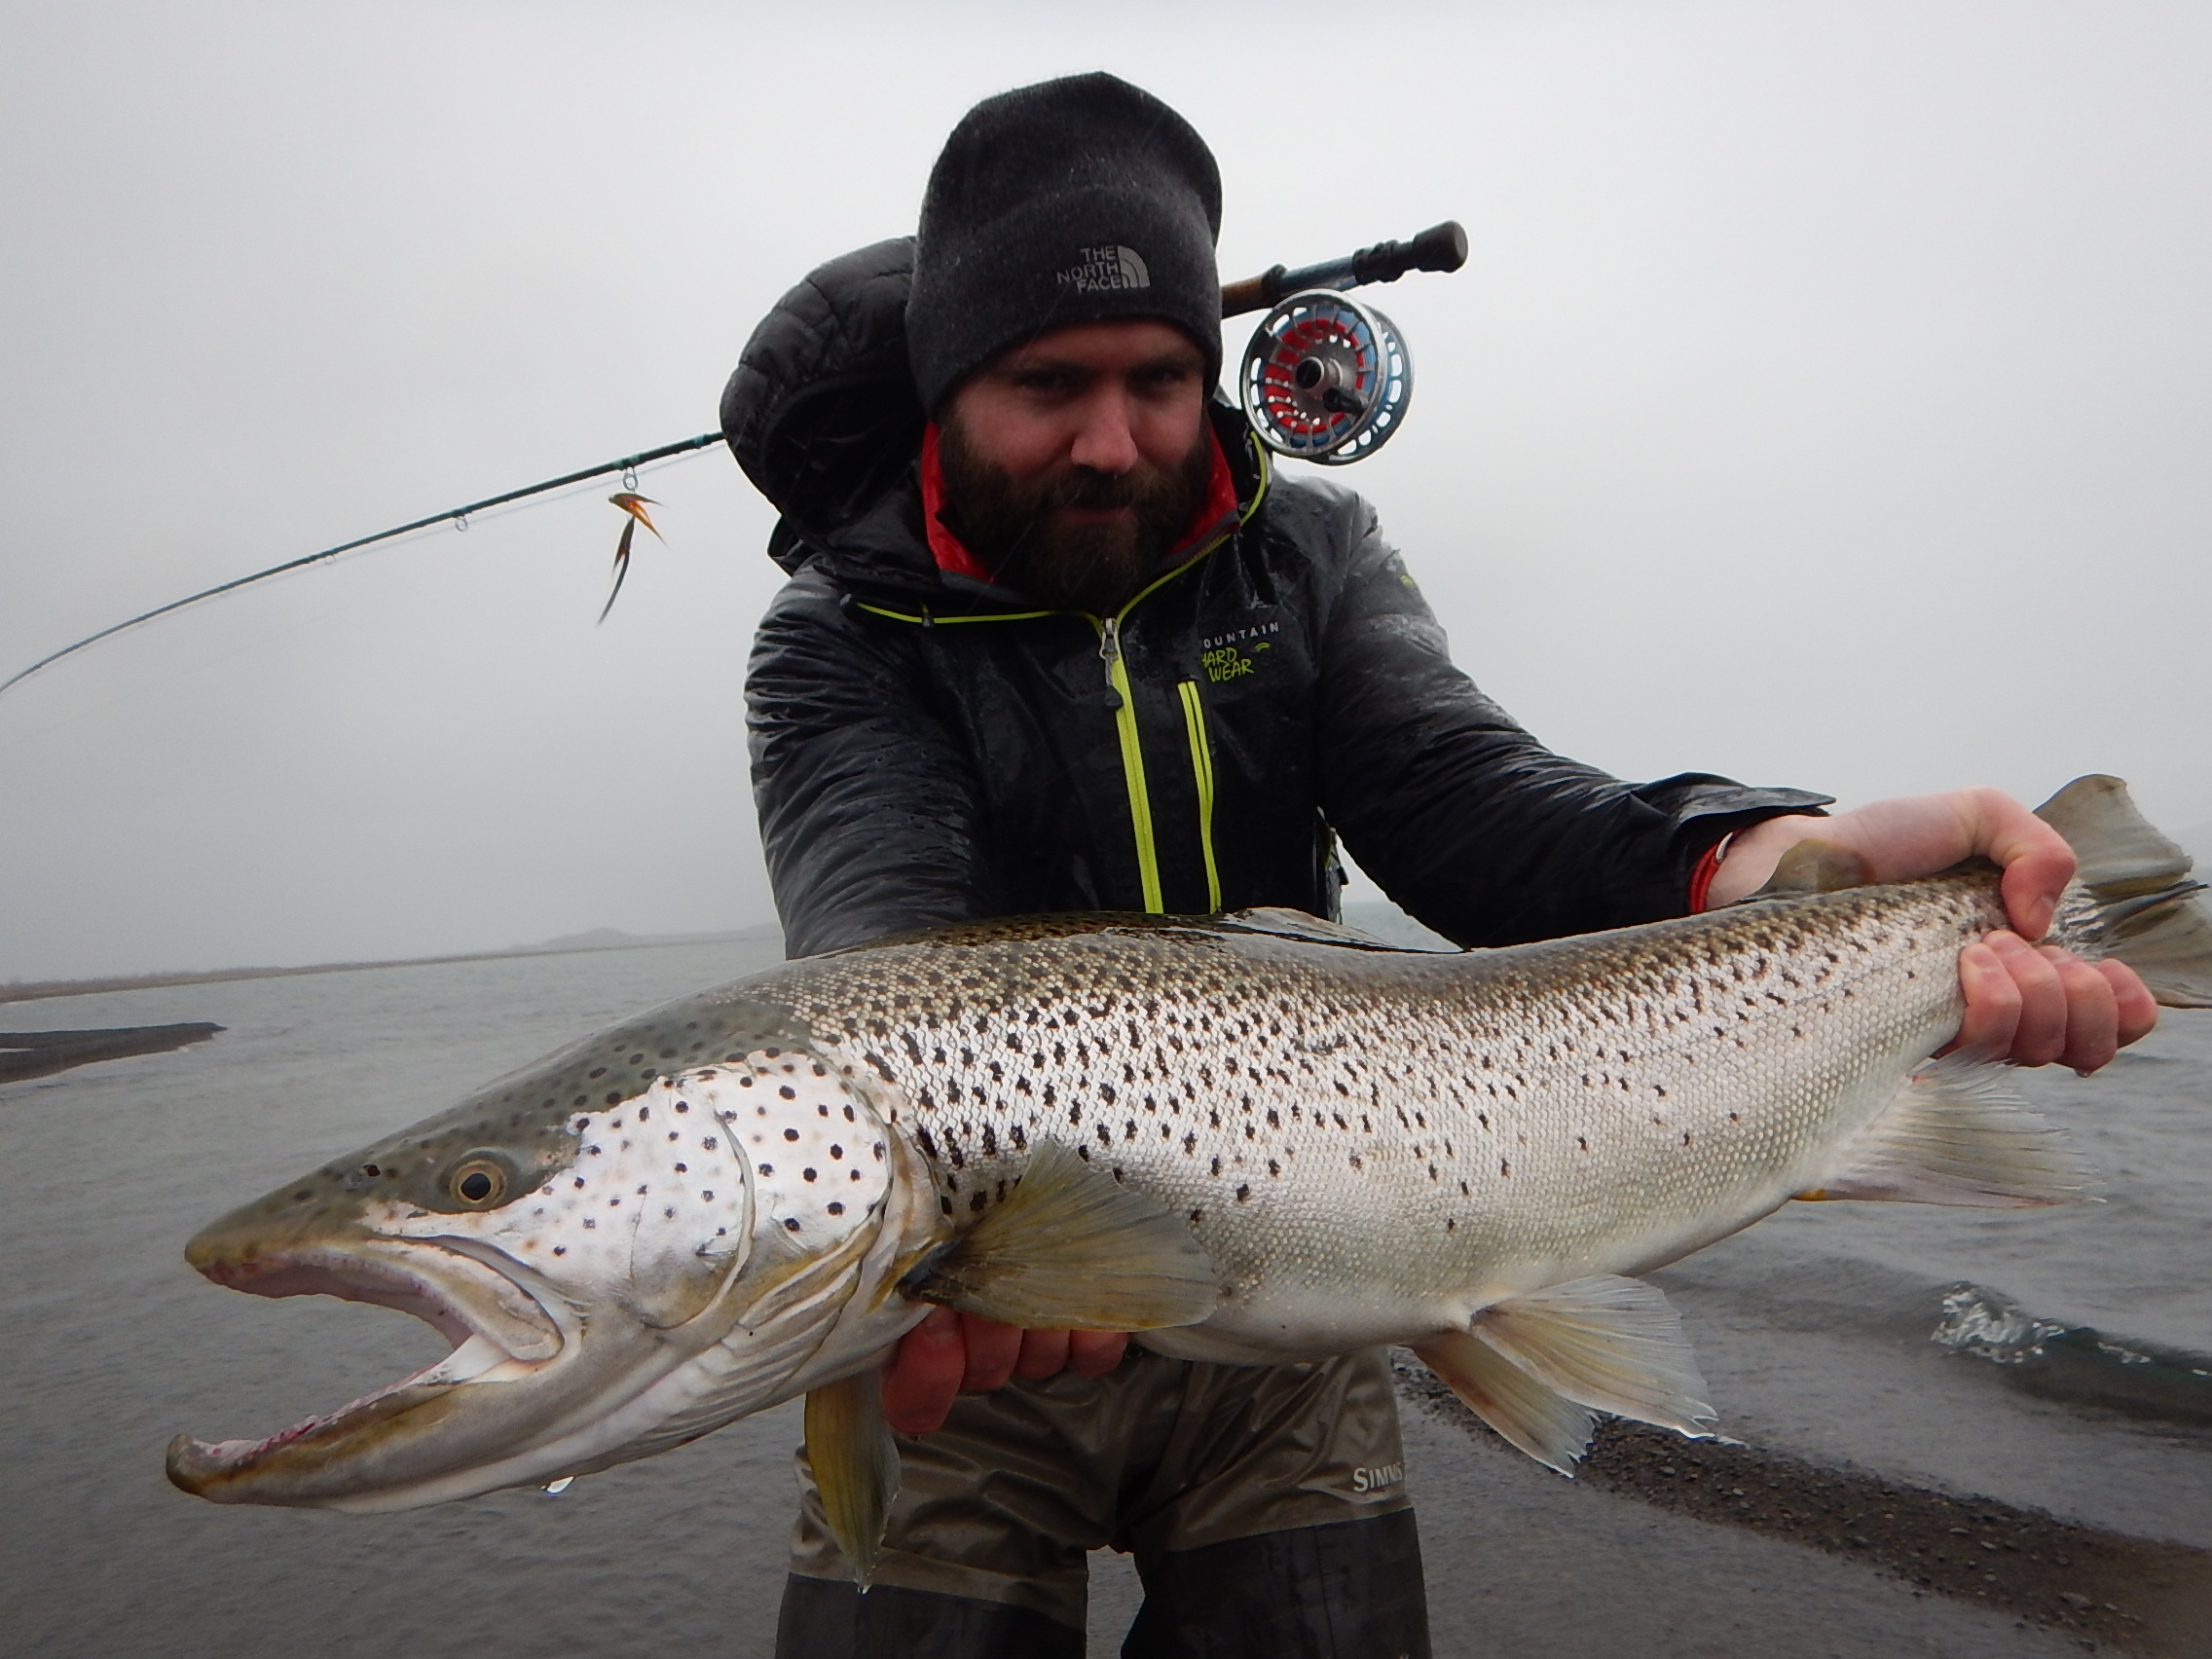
xmin=720 ymin=238 xmax=927 ymax=572
xmin=721 ymin=236 xmax=1262 ymax=599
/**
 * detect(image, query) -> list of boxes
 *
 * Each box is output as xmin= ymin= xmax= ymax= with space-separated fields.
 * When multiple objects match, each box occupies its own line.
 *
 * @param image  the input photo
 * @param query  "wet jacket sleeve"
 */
xmin=747 ymin=569 xmax=1002 ymax=958
xmin=1311 ymin=496 xmax=1830 ymax=947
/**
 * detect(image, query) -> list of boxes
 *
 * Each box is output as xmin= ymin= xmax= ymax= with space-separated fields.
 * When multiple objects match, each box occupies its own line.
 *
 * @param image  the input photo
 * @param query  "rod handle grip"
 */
xmin=1220 ymin=266 xmax=1285 ymax=319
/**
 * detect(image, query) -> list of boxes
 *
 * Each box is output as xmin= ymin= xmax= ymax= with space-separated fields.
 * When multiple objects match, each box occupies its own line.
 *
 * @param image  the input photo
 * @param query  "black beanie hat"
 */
xmin=907 ymin=73 xmax=1223 ymax=414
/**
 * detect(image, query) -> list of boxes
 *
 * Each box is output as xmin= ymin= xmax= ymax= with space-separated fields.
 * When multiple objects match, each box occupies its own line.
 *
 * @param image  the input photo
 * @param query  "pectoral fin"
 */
xmin=804 ymin=1368 xmax=900 ymax=1593
xmin=1412 ymin=1328 xmax=1597 ymax=1476
xmin=1796 ymin=1053 xmax=2094 ymax=1207
xmin=1471 ymin=1274 xmax=1716 ymax=1438
xmin=902 ymin=1139 xmax=1218 ymax=1330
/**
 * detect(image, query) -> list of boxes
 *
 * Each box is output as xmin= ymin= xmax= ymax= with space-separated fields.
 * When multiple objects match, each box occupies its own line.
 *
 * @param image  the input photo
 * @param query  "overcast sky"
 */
xmin=3 ymin=0 xmax=2207 ymax=982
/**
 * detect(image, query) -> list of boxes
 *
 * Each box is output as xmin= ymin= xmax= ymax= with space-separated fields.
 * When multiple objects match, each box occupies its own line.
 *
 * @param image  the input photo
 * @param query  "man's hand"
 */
xmin=1703 ymin=787 xmax=2157 ymax=1072
xmin=880 ymin=1308 xmax=1129 ymax=1436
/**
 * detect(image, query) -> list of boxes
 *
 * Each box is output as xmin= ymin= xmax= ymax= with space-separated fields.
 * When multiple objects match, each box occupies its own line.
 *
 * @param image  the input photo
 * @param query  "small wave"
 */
xmin=1935 ymin=1283 xmax=2212 ymax=1426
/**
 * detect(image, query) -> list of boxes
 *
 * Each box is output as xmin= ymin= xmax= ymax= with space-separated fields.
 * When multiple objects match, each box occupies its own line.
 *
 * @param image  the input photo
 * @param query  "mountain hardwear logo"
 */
xmin=1057 ymin=244 xmax=1150 ymax=292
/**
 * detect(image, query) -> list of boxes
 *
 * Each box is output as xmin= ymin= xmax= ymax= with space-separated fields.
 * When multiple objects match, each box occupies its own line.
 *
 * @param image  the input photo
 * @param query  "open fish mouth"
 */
xmin=166 ymin=1239 xmax=565 ymax=1502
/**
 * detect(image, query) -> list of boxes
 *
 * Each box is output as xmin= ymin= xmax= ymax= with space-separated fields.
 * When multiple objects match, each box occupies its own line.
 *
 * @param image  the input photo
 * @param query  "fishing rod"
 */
xmin=0 ymin=432 xmax=723 ymax=701
xmin=0 ymin=220 xmax=1466 ymax=703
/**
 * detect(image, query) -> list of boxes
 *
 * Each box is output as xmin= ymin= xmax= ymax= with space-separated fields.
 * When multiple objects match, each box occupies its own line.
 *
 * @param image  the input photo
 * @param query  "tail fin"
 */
xmin=2036 ymin=775 xmax=2212 ymax=1008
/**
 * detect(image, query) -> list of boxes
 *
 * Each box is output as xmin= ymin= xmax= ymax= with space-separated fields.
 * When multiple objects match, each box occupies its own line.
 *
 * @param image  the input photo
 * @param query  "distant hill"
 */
xmin=1 ymin=923 xmax=784 ymax=1008
xmin=514 ymin=924 xmax=781 ymax=953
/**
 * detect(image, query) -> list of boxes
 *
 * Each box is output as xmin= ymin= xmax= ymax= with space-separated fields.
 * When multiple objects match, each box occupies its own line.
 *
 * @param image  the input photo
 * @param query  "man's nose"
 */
xmin=1066 ymin=389 xmax=1140 ymax=474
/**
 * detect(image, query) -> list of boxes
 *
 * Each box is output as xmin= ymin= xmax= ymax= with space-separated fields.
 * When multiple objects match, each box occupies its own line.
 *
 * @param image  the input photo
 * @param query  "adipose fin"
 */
xmin=1748 ymin=837 xmax=1874 ymax=899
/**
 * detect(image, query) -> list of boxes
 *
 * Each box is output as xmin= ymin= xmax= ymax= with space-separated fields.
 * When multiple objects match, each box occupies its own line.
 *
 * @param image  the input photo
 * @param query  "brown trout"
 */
xmin=166 ymin=776 xmax=2212 ymax=1583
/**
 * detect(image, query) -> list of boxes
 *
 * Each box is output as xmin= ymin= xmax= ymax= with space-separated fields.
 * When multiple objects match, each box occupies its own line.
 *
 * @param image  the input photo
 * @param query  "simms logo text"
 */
xmin=1351 ymin=1461 xmax=1404 ymax=1493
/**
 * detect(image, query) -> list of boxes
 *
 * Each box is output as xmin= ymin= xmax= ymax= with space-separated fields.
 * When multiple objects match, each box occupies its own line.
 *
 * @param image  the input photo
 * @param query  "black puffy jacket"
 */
xmin=727 ymin=240 xmax=1827 ymax=959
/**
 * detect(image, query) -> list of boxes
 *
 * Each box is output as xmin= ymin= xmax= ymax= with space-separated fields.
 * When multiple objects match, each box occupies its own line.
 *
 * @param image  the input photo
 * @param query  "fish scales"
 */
xmin=741 ymin=878 xmax=2001 ymax=1356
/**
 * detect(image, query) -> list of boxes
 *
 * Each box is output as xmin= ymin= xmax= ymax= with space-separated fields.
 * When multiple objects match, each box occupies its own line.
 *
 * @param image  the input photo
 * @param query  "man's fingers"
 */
xmin=1977 ymin=795 xmax=2075 ymax=940
xmin=1012 ymin=1327 xmax=1071 ymax=1381
xmin=881 ymin=1307 xmax=967 ymax=1436
xmin=1987 ymin=932 xmax=2068 ymax=1066
xmin=1950 ymin=940 xmax=2022 ymax=1060
xmin=1066 ymin=1329 xmax=1129 ymax=1379
xmin=2100 ymin=960 xmax=2159 ymax=1051
xmin=958 ymin=1313 xmax=1023 ymax=1393
xmin=2042 ymin=946 xmax=2120 ymax=1074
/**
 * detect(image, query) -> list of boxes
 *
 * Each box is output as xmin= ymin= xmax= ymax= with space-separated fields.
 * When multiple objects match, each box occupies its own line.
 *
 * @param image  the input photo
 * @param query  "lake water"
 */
xmin=3 ymin=936 xmax=2205 ymax=1656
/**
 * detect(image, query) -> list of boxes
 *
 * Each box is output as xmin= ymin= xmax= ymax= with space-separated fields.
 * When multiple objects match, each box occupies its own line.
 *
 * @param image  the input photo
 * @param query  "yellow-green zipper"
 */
xmin=1097 ymin=615 xmax=1161 ymax=912
xmin=1177 ymin=680 xmax=1221 ymax=912
xmin=862 ymin=434 xmax=1272 ymax=916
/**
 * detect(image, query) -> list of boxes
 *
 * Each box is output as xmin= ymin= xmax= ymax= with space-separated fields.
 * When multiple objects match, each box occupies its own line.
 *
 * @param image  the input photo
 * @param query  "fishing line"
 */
xmin=0 ymin=431 xmax=724 ymax=703
xmin=0 ymin=454 xmax=713 ymax=756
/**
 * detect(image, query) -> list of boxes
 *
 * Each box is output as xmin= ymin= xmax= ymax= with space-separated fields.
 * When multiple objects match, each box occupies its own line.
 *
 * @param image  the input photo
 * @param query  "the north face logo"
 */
xmin=1057 ymin=244 xmax=1150 ymax=292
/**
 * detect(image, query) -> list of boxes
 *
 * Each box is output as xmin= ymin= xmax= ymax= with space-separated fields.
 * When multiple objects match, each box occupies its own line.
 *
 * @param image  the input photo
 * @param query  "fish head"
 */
xmin=167 ymin=992 xmax=942 ymax=1512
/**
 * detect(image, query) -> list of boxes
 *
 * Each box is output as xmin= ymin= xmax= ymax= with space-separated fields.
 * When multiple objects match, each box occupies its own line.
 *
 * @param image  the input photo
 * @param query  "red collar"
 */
xmin=918 ymin=422 xmax=1241 ymax=590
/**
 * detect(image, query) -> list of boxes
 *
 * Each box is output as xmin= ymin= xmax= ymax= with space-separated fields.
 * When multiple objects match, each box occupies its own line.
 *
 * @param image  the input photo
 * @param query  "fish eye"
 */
xmin=446 ymin=1154 xmax=512 ymax=1209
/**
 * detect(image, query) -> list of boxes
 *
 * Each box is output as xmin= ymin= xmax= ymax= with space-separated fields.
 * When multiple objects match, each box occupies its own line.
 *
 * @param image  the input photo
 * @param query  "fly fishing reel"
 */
xmin=1238 ymin=292 xmax=1412 ymax=466
xmin=1224 ymin=220 xmax=1465 ymax=466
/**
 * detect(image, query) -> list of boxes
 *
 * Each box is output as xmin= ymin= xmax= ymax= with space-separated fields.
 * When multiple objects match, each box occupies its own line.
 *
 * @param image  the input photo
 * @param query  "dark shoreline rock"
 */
xmin=0 ymin=1023 xmax=222 ymax=1084
xmin=1396 ymin=1360 xmax=2212 ymax=1656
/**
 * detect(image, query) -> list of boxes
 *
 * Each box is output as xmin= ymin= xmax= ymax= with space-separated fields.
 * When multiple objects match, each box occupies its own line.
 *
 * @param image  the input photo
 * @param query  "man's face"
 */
xmin=938 ymin=319 xmax=1213 ymax=615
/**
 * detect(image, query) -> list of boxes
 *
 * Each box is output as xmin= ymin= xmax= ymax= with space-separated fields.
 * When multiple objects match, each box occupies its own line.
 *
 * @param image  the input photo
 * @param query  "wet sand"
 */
xmin=1394 ymin=1363 xmax=2212 ymax=1657
xmin=0 ymin=1022 xmax=221 ymax=1083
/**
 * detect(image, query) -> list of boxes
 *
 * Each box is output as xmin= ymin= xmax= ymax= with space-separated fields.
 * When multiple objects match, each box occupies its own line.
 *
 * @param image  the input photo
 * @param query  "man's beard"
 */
xmin=936 ymin=417 xmax=1215 ymax=615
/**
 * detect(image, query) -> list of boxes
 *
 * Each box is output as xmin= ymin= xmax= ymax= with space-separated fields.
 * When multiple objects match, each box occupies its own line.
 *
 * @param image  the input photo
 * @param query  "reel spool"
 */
xmin=1238 ymin=290 xmax=1414 ymax=466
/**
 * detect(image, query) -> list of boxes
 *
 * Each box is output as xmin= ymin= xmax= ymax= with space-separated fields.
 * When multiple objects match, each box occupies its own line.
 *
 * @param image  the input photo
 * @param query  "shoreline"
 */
xmin=0 ymin=926 xmax=781 ymax=1008
xmin=1396 ymin=1363 xmax=2212 ymax=1656
xmin=0 ymin=1021 xmax=222 ymax=1083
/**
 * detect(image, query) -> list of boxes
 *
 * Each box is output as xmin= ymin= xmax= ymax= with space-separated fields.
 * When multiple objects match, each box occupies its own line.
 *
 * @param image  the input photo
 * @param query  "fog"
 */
xmin=4 ymin=0 xmax=2207 ymax=982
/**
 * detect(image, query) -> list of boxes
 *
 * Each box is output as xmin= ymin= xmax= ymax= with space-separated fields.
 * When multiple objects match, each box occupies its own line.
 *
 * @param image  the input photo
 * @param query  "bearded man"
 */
xmin=725 ymin=72 xmax=2151 ymax=1659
